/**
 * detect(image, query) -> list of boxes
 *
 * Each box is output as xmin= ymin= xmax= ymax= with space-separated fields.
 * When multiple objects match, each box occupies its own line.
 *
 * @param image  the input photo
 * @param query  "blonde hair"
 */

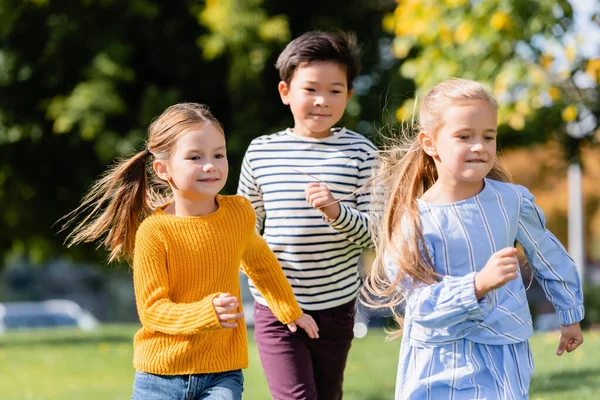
xmin=362 ymin=78 xmax=511 ymax=333
xmin=60 ymin=103 xmax=223 ymax=263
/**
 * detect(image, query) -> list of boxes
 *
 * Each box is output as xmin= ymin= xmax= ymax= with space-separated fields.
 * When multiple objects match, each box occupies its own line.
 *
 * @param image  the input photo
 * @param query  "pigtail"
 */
xmin=60 ymin=150 xmax=157 ymax=263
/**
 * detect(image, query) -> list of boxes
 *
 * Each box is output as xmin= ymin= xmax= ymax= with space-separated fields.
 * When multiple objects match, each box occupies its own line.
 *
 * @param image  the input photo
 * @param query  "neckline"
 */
xmin=154 ymin=195 xmax=226 ymax=221
xmin=284 ymin=127 xmax=345 ymax=142
xmin=417 ymin=179 xmax=489 ymax=208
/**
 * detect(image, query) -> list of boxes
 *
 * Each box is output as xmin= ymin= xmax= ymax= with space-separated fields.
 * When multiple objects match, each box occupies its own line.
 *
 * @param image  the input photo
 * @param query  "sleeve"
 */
xmin=241 ymin=228 xmax=303 ymax=325
xmin=132 ymin=222 xmax=223 ymax=335
xmin=328 ymin=144 xmax=380 ymax=249
xmin=385 ymin=253 xmax=492 ymax=333
xmin=237 ymin=144 xmax=266 ymax=233
xmin=515 ymin=185 xmax=584 ymax=326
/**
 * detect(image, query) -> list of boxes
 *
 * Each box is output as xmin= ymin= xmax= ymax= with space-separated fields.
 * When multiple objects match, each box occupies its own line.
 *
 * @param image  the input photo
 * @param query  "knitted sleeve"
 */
xmin=133 ymin=220 xmax=223 ymax=334
xmin=239 ymin=203 xmax=303 ymax=324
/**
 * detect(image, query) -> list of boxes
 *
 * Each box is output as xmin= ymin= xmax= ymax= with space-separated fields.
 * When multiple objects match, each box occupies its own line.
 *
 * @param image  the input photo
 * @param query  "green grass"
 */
xmin=0 ymin=325 xmax=598 ymax=399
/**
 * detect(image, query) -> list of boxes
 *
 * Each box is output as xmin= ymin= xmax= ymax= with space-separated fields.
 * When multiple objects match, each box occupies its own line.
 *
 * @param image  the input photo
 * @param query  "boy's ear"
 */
xmin=278 ymin=81 xmax=290 ymax=105
xmin=418 ymin=131 xmax=437 ymax=157
xmin=153 ymin=160 xmax=170 ymax=181
xmin=346 ymin=89 xmax=353 ymax=103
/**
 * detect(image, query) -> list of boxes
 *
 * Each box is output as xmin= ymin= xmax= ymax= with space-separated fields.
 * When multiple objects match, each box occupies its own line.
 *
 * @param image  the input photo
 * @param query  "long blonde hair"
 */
xmin=362 ymin=78 xmax=512 ymax=331
xmin=60 ymin=103 xmax=223 ymax=263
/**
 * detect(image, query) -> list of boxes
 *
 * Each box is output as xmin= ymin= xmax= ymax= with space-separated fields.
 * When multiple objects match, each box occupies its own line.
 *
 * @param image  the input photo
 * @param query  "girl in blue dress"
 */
xmin=365 ymin=78 xmax=584 ymax=399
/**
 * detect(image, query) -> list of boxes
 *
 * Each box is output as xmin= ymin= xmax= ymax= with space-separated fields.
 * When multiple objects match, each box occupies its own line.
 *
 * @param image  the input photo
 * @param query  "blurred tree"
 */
xmin=386 ymin=0 xmax=599 ymax=154
xmin=0 ymin=0 xmax=401 ymax=266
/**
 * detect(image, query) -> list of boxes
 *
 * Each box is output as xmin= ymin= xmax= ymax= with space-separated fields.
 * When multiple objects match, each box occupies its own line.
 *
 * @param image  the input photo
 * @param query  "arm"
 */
xmin=241 ymin=229 xmax=303 ymax=325
xmin=384 ymin=253 xmax=492 ymax=332
xmin=515 ymin=186 xmax=584 ymax=326
xmin=311 ymin=148 xmax=380 ymax=248
xmin=133 ymin=223 xmax=223 ymax=335
xmin=237 ymin=150 xmax=266 ymax=233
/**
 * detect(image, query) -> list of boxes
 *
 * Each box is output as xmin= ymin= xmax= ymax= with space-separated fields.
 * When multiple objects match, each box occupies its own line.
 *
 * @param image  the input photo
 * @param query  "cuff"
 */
xmin=557 ymin=304 xmax=585 ymax=326
xmin=327 ymin=203 xmax=349 ymax=227
xmin=458 ymin=272 xmax=491 ymax=321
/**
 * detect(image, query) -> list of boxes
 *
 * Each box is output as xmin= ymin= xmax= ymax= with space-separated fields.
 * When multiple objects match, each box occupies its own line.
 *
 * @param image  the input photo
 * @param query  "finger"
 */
xmin=213 ymin=297 xmax=238 ymax=308
xmin=218 ymin=312 xmax=245 ymax=322
xmin=496 ymin=247 xmax=518 ymax=257
xmin=221 ymin=321 xmax=238 ymax=329
xmin=287 ymin=322 xmax=297 ymax=333
xmin=556 ymin=338 xmax=568 ymax=356
xmin=214 ymin=304 xmax=239 ymax=314
xmin=567 ymin=338 xmax=582 ymax=352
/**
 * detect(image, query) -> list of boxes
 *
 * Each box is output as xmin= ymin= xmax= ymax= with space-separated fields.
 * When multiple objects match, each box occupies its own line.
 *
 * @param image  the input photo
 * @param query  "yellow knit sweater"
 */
xmin=132 ymin=195 xmax=303 ymax=375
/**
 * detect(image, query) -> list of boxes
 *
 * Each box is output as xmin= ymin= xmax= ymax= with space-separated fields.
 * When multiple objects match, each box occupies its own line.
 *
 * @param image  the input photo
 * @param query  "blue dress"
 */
xmin=385 ymin=179 xmax=584 ymax=400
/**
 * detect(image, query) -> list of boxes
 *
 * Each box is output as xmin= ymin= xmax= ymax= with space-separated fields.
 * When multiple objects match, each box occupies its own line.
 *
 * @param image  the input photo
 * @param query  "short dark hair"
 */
xmin=275 ymin=31 xmax=360 ymax=90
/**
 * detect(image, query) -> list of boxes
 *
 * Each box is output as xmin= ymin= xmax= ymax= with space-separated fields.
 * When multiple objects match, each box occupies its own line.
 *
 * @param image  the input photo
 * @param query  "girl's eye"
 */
xmin=459 ymin=135 xmax=470 ymax=140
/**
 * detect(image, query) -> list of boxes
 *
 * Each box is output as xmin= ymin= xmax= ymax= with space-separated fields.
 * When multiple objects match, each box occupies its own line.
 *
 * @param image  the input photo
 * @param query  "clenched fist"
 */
xmin=474 ymin=247 xmax=520 ymax=299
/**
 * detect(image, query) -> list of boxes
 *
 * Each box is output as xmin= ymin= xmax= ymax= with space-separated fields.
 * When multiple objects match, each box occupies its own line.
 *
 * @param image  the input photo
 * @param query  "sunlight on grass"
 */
xmin=0 ymin=325 xmax=598 ymax=400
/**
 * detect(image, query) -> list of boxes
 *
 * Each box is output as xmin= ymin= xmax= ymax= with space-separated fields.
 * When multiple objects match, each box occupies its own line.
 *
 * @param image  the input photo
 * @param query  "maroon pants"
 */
xmin=253 ymin=300 xmax=356 ymax=400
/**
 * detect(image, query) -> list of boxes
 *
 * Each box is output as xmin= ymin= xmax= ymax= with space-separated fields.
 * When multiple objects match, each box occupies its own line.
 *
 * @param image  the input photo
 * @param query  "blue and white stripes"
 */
xmin=387 ymin=178 xmax=584 ymax=399
xmin=238 ymin=128 xmax=378 ymax=310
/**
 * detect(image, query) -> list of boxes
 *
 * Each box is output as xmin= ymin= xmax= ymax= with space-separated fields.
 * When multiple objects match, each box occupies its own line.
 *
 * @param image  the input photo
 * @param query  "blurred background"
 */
xmin=0 ymin=0 xmax=599 ymax=399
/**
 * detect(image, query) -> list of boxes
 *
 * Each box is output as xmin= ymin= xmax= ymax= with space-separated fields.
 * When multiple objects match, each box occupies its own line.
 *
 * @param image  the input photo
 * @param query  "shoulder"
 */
xmin=135 ymin=210 xmax=168 ymax=244
xmin=247 ymin=130 xmax=289 ymax=148
xmin=484 ymin=179 xmax=532 ymax=201
xmin=336 ymin=128 xmax=378 ymax=152
xmin=220 ymin=195 xmax=255 ymax=220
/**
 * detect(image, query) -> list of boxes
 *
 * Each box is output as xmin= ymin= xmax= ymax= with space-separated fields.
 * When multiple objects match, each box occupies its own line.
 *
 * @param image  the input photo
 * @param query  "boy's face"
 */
xmin=278 ymin=61 xmax=352 ymax=138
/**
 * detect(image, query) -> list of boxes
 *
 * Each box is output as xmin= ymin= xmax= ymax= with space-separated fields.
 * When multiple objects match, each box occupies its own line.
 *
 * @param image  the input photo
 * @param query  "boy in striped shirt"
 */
xmin=237 ymin=31 xmax=378 ymax=400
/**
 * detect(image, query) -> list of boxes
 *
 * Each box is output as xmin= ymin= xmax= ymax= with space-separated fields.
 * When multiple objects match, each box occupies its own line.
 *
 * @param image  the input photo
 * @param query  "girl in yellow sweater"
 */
xmin=62 ymin=103 xmax=318 ymax=400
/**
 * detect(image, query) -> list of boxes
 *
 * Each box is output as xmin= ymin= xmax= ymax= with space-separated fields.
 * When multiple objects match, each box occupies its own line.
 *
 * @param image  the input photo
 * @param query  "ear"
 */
xmin=278 ymin=81 xmax=290 ymax=105
xmin=346 ymin=89 xmax=353 ymax=104
xmin=153 ymin=160 xmax=170 ymax=181
xmin=418 ymin=131 xmax=437 ymax=157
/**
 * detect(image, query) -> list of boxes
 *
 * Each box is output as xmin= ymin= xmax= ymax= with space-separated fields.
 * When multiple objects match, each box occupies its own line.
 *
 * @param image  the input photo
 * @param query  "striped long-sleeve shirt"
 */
xmin=386 ymin=178 xmax=584 ymax=400
xmin=237 ymin=127 xmax=378 ymax=310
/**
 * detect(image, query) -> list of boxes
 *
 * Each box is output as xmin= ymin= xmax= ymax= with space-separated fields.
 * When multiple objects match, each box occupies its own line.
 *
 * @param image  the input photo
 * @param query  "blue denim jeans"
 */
xmin=131 ymin=369 xmax=244 ymax=400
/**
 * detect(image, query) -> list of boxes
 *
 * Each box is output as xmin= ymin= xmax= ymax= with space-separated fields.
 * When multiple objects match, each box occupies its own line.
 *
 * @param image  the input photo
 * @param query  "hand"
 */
xmin=474 ymin=247 xmax=519 ymax=299
xmin=305 ymin=182 xmax=340 ymax=221
xmin=557 ymin=322 xmax=584 ymax=356
xmin=213 ymin=293 xmax=244 ymax=329
xmin=287 ymin=313 xmax=319 ymax=339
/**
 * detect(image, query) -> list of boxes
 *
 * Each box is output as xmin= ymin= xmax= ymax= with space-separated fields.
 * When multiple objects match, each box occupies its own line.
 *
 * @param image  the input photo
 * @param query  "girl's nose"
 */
xmin=203 ymin=163 xmax=216 ymax=172
xmin=471 ymin=142 xmax=484 ymax=152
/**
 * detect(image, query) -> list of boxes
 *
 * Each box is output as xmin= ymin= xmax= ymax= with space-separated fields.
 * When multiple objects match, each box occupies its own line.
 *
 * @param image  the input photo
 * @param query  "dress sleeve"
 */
xmin=514 ymin=185 xmax=584 ymax=326
xmin=133 ymin=222 xmax=222 ymax=334
xmin=384 ymin=238 xmax=493 ymax=346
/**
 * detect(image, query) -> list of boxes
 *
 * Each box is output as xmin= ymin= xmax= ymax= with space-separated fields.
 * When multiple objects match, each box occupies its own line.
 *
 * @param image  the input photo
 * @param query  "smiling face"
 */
xmin=278 ymin=61 xmax=352 ymax=138
xmin=156 ymin=123 xmax=228 ymax=201
xmin=421 ymin=99 xmax=498 ymax=184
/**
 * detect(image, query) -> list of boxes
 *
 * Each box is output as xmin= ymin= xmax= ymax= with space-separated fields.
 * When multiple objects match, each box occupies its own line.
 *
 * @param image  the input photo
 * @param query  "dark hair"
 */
xmin=275 ymin=31 xmax=360 ymax=90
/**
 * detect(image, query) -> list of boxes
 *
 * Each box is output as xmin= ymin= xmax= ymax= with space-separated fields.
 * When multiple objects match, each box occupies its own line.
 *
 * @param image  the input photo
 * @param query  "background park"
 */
xmin=1 ymin=0 xmax=600 ymax=399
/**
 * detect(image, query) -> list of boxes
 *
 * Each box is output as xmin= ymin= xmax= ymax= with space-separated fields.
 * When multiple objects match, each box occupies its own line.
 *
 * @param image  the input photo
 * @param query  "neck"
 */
xmin=422 ymin=177 xmax=485 ymax=204
xmin=167 ymin=195 xmax=219 ymax=217
xmin=290 ymin=125 xmax=333 ymax=139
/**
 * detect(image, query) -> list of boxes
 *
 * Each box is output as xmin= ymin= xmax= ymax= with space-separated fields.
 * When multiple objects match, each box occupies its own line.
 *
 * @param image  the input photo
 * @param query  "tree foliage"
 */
xmin=386 ymin=0 xmax=599 ymax=155
xmin=0 ymin=0 xmax=400 ymax=266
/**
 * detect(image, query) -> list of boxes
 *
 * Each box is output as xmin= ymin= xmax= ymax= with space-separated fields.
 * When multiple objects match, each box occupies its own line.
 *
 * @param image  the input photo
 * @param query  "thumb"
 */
xmin=557 ymin=336 xmax=568 ymax=356
xmin=287 ymin=322 xmax=297 ymax=333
